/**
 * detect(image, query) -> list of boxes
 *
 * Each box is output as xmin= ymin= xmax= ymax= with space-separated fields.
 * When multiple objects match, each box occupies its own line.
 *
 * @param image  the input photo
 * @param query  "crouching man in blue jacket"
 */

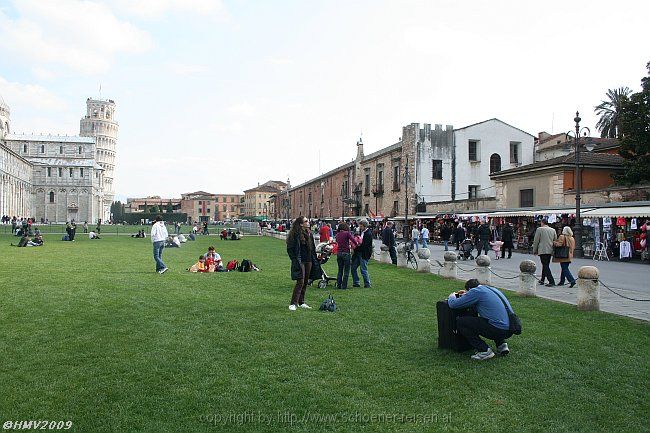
xmin=448 ymin=279 xmax=514 ymax=360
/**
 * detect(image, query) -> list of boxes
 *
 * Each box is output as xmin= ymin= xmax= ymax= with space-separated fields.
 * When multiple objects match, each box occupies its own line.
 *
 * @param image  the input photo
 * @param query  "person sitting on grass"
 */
xmin=11 ymin=233 xmax=30 ymax=247
xmin=27 ymin=234 xmax=44 ymax=247
xmin=188 ymin=255 xmax=208 ymax=273
xmin=203 ymin=246 xmax=223 ymax=272
xmin=447 ymin=278 xmax=515 ymax=361
xmin=89 ymin=231 xmax=101 ymax=239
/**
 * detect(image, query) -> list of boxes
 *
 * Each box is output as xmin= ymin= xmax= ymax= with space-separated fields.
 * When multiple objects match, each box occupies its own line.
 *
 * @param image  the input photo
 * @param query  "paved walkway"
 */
xmin=373 ymin=240 xmax=650 ymax=322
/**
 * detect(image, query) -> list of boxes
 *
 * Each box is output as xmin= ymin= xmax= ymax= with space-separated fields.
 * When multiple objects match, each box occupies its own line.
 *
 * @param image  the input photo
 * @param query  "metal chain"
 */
xmin=598 ymin=280 xmax=650 ymax=302
xmin=488 ymin=268 xmax=520 ymax=280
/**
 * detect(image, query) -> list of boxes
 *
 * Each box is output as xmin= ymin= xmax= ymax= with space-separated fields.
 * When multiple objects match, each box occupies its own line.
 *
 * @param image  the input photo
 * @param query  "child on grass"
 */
xmin=188 ymin=255 xmax=208 ymax=273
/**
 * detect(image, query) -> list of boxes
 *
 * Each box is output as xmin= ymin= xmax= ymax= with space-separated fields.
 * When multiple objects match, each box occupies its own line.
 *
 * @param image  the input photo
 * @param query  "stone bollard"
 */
xmin=380 ymin=244 xmax=392 ymax=264
xmin=577 ymin=266 xmax=600 ymax=311
xmin=417 ymin=248 xmax=431 ymax=273
xmin=396 ymin=243 xmax=408 ymax=267
xmin=475 ymin=255 xmax=491 ymax=285
xmin=440 ymin=251 xmax=458 ymax=278
xmin=518 ymin=260 xmax=537 ymax=297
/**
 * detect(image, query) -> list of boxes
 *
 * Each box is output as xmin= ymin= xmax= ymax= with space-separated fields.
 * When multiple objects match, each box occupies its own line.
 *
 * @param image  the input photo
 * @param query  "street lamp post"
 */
xmin=404 ymin=155 xmax=410 ymax=240
xmin=566 ymin=111 xmax=594 ymax=259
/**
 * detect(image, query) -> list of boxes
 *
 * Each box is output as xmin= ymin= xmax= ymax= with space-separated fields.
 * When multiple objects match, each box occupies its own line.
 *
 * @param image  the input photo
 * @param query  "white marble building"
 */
xmin=0 ymin=94 xmax=117 ymax=223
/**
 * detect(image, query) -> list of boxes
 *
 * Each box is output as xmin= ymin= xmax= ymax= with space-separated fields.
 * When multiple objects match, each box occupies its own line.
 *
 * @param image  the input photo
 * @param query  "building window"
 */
xmin=393 ymin=165 xmax=400 ymax=190
xmin=364 ymin=203 xmax=369 ymax=216
xmin=510 ymin=141 xmax=521 ymax=164
xmin=469 ymin=140 xmax=480 ymax=162
xmin=377 ymin=170 xmax=384 ymax=189
xmin=59 ymin=146 xmax=63 ymax=154
xmin=47 ymin=167 xmax=51 ymax=177
xmin=41 ymin=145 xmax=45 ymax=153
xmin=80 ymin=168 xmax=84 ymax=177
xmin=78 ymin=146 xmax=82 ymax=154
xmin=393 ymin=200 xmax=399 ymax=215
xmin=432 ymin=159 xmax=443 ymax=180
xmin=49 ymin=191 xmax=55 ymax=203
xmin=207 ymin=209 xmax=210 ymax=214
xmin=58 ymin=168 xmax=62 ymax=177
xmin=468 ymin=185 xmax=479 ymax=199
xmin=489 ymin=154 xmax=501 ymax=174
xmin=198 ymin=201 xmax=202 ymax=205
xmin=69 ymin=168 xmax=73 ymax=177
xmin=520 ymin=189 xmax=534 ymax=207
xmin=364 ymin=170 xmax=370 ymax=195
xmin=23 ymin=144 xmax=27 ymax=153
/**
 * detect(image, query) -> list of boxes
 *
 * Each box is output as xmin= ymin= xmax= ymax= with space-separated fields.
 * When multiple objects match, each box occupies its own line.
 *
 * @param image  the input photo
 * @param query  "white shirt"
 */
xmin=151 ymin=221 xmax=169 ymax=242
xmin=421 ymin=227 xmax=429 ymax=239
xmin=412 ymin=228 xmax=420 ymax=239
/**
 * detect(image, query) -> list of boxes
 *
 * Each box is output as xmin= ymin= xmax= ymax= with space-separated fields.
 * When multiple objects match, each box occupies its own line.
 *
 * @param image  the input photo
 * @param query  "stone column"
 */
xmin=475 ymin=255 xmax=491 ymax=285
xmin=417 ymin=248 xmax=431 ymax=273
xmin=577 ymin=266 xmax=600 ymax=311
xmin=440 ymin=251 xmax=458 ymax=279
xmin=379 ymin=244 xmax=391 ymax=264
xmin=396 ymin=243 xmax=408 ymax=267
xmin=518 ymin=260 xmax=537 ymax=297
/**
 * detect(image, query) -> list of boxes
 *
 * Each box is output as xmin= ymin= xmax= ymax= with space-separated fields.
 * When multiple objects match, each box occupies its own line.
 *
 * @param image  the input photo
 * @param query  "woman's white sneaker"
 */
xmin=496 ymin=343 xmax=510 ymax=356
xmin=470 ymin=348 xmax=495 ymax=360
xmin=289 ymin=304 xmax=297 ymax=311
xmin=299 ymin=303 xmax=312 ymax=309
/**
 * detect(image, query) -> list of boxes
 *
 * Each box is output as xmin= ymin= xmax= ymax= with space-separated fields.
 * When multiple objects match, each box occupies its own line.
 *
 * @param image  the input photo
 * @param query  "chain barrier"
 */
xmin=598 ymin=280 xmax=650 ymax=302
xmin=488 ymin=268 xmax=520 ymax=280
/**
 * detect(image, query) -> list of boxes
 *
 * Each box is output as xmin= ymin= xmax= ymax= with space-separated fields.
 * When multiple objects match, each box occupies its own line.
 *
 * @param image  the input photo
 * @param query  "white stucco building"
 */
xmin=0 ymin=94 xmax=117 ymax=223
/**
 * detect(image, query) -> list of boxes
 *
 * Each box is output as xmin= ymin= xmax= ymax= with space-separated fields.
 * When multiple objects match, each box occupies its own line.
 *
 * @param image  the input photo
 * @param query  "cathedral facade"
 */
xmin=0 ymin=95 xmax=118 ymax=223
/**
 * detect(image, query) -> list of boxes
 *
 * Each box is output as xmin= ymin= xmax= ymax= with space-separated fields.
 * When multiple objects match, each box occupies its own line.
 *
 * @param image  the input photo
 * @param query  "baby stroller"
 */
xmin=460 ymin=238 xmax=475 ymax=260
xmin=313 ymin=240 xmax=337 ymax=288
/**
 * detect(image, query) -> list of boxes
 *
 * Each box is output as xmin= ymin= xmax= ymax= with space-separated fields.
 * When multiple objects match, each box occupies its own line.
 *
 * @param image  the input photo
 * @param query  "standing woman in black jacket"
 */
xmin=286 ymin=216 xmax=319 ymax=311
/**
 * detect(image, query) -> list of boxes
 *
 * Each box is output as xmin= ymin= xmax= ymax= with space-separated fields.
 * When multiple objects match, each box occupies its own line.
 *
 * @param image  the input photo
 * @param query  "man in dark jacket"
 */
xmin=352 ymin=218 xmax=373 ymax=287
xmin=454 ymin=224 xmax=466 ymax=250
xmin=477 ymin=222 xmax=491 ymax=255
xmin=381 ymin=221 xmax=397 ymax=265
xmin=501 ymin=223 xmax=515 ymax=259
xmin=440 ymin=222 xmax=452 ymax=251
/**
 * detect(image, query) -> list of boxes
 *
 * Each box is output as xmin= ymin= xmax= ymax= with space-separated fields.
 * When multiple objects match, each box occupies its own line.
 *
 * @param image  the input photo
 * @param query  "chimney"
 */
xmin=356 ymin=137 xmax=364 ymax=161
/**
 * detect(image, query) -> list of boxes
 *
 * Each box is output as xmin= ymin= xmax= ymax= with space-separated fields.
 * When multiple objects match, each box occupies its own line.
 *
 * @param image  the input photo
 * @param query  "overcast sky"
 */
xmin=0 ymin=0 xmax=648 ymax=200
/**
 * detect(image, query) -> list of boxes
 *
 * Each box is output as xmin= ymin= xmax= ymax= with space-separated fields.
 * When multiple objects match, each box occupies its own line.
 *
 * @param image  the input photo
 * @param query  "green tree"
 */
xmin=110 ymin=201 xmax=123 ymax=221
xmin=166 ymin=200 xmax=174 ymax=213
xmin=595 ymin=87 xmax=632 ymax=138
xmin=150 ymin=205 xmax=159 ymax=214
xmin=616 ymin=61 xmax=650 ymax=185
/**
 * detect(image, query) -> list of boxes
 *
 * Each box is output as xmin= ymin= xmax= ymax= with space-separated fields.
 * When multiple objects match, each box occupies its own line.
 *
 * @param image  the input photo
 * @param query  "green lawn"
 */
xmin=0 ymin=234 xmax=648 ymax=433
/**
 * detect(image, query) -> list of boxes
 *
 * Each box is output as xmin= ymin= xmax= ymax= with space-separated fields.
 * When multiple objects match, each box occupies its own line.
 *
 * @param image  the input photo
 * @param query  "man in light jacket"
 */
xmin=151 ymin=215 xmax=169 ymax=274
xmin=532 ymin=219 xmax=557 ymax=286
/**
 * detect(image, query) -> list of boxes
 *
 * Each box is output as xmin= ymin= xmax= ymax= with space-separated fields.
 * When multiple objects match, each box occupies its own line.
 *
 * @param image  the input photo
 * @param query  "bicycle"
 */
xmin=397 ymin=241 xmax=418 ymax=270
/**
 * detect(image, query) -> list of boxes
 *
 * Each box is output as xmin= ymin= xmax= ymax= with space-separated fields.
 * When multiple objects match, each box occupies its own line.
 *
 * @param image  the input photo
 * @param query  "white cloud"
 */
xmin=266 ymin=57 xmax=294 ymax=66
xmin=0 ymin=0 xmax=153 ymax=75
xmin=226 ymin=102 xmax=256 ymax=116
xmin=111 ymin=0 xmax=225 ymax=19
xmin=0 ymin=76 xmax=66 ymax=111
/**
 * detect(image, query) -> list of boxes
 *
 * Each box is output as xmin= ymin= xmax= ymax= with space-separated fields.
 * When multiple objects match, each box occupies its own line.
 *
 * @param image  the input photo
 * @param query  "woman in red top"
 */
xmin=319 ymin=223 xmax=331 ymax=242
xmin=334 ymin=222 xmax=358 ymax=289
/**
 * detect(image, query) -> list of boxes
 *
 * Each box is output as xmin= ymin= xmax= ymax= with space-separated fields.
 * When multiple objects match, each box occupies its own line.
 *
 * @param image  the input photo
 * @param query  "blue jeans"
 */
xmin=443 ymin=240 xmax=449 ymax=251
xmin=336 ymin=252 xmax=351 ymax=289
xmin=559 ymin=262 xmax=575 ymax=285
xmin=351 ymin=254 xmax=371 ymax=287
xmin=153 ymin=241 xmax=166 ymax=271
xmin=412 ymin=240 xmax=419 ymax=252
xmin=421 ymin=238 xmax=428 ymax=249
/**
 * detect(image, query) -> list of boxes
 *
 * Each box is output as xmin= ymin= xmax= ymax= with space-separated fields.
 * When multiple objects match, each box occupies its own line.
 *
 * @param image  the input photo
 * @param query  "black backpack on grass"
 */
xmin=238 ymin=259 xmax=252 ymax=272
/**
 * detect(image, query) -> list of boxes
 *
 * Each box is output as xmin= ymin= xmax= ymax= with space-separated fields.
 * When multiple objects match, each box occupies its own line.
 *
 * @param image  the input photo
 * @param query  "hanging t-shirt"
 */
xmin=616 ymin=217 xmax=627 ymax=226
xmin=630 ymin=218 xmax=637 ymax=230
xmin=547 ymin=214 xmax=557 ymax=224
xmin=603 ymin=217 xmax=612 ymax=227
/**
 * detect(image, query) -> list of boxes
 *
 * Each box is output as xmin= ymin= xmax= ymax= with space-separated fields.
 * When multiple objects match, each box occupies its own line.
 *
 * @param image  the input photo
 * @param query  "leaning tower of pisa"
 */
xmin=80 ymin=98 xmax=118 ymax=221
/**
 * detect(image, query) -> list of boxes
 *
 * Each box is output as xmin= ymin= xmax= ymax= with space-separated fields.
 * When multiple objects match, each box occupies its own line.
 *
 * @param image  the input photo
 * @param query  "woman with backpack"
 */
xmin=286 ymin=216 xmax=320 ymax=311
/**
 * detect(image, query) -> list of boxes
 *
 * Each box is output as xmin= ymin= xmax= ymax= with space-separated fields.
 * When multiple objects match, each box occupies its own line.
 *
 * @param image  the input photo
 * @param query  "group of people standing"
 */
xmin=286 ymin=217 xmax=373 ymax=311
xmin=440 ymin=220 xmax=515 ymax=259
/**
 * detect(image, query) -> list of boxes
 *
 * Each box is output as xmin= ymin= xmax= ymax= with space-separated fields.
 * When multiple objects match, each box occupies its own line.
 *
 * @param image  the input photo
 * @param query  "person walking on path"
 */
xmin=334 ymin=222 xmax=358 ymax=289
xmin=501 ymin=223 xmax=515 ymax=259
xmin=454 ymin=223 xmax=466 ymax=251
xmin=411 ymin=224 xmax=420 ymax=252
xmin=286 ymin=216 xmax=319 ymax=310
xmin=440 ymin=222 xmax=452 ymax=251
xmin=533 ymin=219 xmax=557 ymax=286
xmin=352 ymin=218 xmax=373 ymax=288
xmin=477 ymin=221 xmax=491 ymax=256
xmin=553 ymin=226 xmax=576 ymax=288
xmin=381 ymin=221 xmax=398 ymax=265
xmin=420 ymin=225 xmax=429 ymax=249
xmin=151 ymin=215 xmax=169 ymax=274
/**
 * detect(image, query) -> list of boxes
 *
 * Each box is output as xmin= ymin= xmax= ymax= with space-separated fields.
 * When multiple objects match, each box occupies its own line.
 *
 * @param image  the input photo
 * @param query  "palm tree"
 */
xmin=594 ymin=87 xmax=632 ymax=138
